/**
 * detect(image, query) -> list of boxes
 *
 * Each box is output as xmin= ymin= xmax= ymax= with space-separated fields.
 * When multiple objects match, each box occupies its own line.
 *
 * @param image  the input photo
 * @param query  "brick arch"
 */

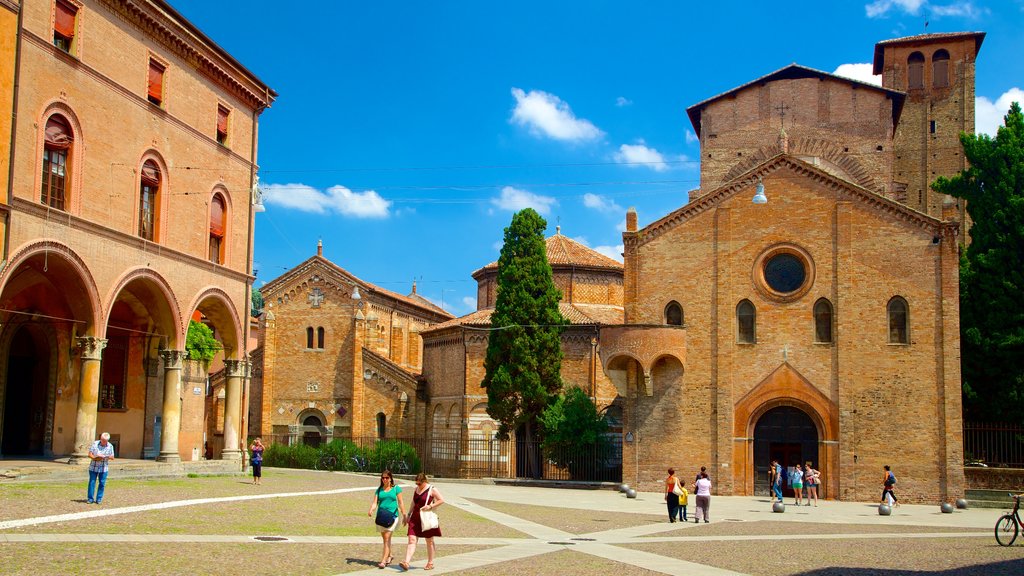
xmin=731 ymin=363 xmax=839 ymax=498
xmin=104 ymin=267 xmax=184 ymax=349
xmin=186 ymin=286 xmax=243 ymax=359
xmin=34 ymin=100 xmax=86 ymax=215
xmin=0 ymin=240 xmax=102 ymax=334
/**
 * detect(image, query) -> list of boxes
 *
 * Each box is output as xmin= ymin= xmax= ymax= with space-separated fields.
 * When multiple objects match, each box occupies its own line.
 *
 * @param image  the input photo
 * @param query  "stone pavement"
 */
xmin=0 ymin=473 xmax=1004 ymax=575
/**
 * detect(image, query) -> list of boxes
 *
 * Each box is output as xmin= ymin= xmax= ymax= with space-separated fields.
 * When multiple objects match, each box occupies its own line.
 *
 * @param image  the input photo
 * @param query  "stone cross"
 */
xmin=308 ymin=287 xmax=324 ymax=308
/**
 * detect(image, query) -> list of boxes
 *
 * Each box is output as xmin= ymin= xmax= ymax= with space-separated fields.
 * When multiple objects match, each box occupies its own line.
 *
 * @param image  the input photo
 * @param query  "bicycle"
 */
xmin=349 ymin=455 xmax=368 ymax=472
xmin=388 ymin=458 xmax=410 ymax=475
xmin=315 ymin=454 xmax=338 ymax=471
xmin=994 ymin=493 xmax=1023 ymax=546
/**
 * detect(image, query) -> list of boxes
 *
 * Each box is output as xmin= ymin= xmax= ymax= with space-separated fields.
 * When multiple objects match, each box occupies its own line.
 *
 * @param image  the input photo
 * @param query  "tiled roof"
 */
xmin=422 ymin=303 xmax=624 ymax=334
xmin=474 ymin=233 xmax=623 ymax=276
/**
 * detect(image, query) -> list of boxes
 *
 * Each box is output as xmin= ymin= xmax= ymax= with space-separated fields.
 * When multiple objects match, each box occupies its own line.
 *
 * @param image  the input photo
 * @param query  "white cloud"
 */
xmin=865 ymin=0 xmax=985 ymax=18
xmin=571 ymin=235 xmax=590 ymax=246
xmin=491 ymin=186 xmax=557 ymax=215
xmin=976 ymin=88 xmax=1024 ymax=137
xmin=832 ymin=63 xmax=882 ymax=86
xmin=593 ymin=244 xmax=624 ymax=262
xmin=582 ymin=193 xmax=623 ymax=214
xmin=262 ymin=183 xmax=391 ymax=218
xmin=614 ymin=141 xmax=669 ymax=171
xmin=510 ymin=88 xmax=603 ymax=142
xmin=615 ymin=96 xmax=632 ymax=107
xmin=685 ymin=130 xmax=699 ymax=145
xmin=492 ymin=240 xmax=504 ymax=251
xmin=462 ymin=296 xmax=477 ymax=310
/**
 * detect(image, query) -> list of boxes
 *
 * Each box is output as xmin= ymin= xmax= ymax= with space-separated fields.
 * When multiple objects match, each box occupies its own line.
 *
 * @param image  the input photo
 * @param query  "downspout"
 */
xmin=3 ymin=3 xmax=26 ymax=267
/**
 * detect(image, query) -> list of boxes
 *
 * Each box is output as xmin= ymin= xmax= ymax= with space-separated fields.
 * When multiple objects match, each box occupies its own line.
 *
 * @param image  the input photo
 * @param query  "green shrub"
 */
xmin=263 ymin=442 xmax=319 ymax=469
xmin=361 ymin=440 xmax=421 ymax=475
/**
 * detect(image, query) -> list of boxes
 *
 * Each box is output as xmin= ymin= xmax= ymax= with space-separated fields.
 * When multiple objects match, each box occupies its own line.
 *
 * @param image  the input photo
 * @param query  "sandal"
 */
xmin=425 ymin=563 xmax=435 ymax=570
xmin=377 ymin=563 xmax=386 ymax=569
xmin=386 ymin=556 xmax=393 ymax=565
xmin=399 ymin=562 xmax=410 ymax=571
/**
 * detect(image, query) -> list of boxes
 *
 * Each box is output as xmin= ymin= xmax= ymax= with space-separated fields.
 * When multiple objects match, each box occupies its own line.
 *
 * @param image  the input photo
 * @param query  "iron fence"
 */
xmin=253 ymin=433 xmax=622 ymax=482
xmin=963 ymin=422 xmax=1024 ymax=468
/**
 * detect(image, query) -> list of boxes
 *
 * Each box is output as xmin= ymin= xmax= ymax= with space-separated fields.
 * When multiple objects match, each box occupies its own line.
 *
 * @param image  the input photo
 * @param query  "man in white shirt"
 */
xmin=87 ymin=432 xmax=115 ymax=504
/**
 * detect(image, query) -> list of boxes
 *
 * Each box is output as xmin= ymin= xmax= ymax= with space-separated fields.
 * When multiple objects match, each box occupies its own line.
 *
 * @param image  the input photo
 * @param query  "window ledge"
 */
xmin=303 ymin=348 xmax=324 ymax=353
xmin=736 ymin=341 xmax=756 ymax=347
xmin=812 ymin=341 xmax=834 ymax=346
xmin=99 ymin=408 xmax=129 ymax=413
xmin=887 ymin=342 xmax=911 ymax=347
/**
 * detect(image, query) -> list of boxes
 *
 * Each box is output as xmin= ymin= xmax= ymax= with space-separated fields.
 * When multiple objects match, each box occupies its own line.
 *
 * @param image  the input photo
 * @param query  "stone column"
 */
xmin=156 ymin=350 xmax=186 ymax=463
xmin=69 ymin=337 xmax=108 ymax=464
xmin=221 ymin=359 xmax=246 ymax=460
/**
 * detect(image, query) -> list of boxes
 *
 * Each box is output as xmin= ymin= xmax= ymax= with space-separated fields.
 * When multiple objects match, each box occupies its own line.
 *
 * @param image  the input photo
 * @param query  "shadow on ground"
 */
xmin=805 ymin=558 xmax=1024 ymax=576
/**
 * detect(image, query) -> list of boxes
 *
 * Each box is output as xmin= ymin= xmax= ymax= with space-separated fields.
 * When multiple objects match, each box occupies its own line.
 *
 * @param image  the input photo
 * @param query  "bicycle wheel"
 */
xmin=995 ymin=514 xmax=1018 ymax=546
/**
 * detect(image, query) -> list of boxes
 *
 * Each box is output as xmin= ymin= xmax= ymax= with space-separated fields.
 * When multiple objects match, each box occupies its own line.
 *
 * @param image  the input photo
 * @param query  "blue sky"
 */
xmin=171 ymin=0 xmax=1023 ymax=317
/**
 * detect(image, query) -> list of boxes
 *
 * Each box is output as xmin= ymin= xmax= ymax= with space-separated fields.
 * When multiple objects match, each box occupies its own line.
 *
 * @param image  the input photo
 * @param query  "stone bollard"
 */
xmin=955 ymin=498 xmax=968 ymax=510
xmin=878 ymin=504 xmax=892 ymax=516
xmin=626 ymin=488 xmax=637 ymax=499
xmin=619 ymin=484 xmax=630 ymax=493
xmin=772 ymin=501 xmax=785 ymax=513
xmin=940 ymin=502 xmax=955 ymax=513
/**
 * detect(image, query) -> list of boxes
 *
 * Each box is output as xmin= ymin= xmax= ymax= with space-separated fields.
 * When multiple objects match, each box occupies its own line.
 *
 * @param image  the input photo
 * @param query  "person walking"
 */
xmin=249 ymin=438 xmax=265 ymax=485
xmin=676 ymin=481 xmax=689 ymax=522
xmin=768 ymin=459 xmax=783 ymax=504
xmin=790 ymin=464 xmax=804 ymax=506
xmin=693 ymin=472 xmax=712 ymax=523
xmin=402 ymin=473 xmax=444 ymax=571
xmin=804 ymin=462 xmax=820 ymax=506
xmin=881 ymin=465 xmax=899 ymax=507
xmin=665 ymin=468 xmax=682 ymax=523
xmin=86 ymin=432 xmax=115 ymax=504
xmin=368 ymin=470 xmax=405 ymax=569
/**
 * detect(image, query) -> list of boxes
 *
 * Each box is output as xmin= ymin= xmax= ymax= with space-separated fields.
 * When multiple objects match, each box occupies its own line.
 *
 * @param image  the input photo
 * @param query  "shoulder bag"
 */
xmin=671 ymin=479 xmax=684 ymax=496
xmin=419 ymin=486 xmax=440 ymax=531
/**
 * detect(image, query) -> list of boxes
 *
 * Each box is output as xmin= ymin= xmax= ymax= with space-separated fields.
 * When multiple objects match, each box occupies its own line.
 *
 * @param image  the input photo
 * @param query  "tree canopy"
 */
xmin=933 ymin=102 xmax=1024 ymax=423
xmin=540 ymin=387 xmax=611 ymax=480
xmin=482 ymin=209 xmax=567 ymax=442
xmin=185 ymin=319 xmax=219 ymax=364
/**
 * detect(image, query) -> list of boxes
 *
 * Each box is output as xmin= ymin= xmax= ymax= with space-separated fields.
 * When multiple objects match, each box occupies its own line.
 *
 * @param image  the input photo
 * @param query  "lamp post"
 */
xmin=752 ymin=177 xmax=767 ymax=204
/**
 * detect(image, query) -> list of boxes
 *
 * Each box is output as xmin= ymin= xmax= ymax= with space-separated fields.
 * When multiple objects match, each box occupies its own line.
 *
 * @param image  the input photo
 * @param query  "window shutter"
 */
xmin=209 ymin=195 xmax=225 ymax=237
xmin=55 ymin=0 xmax=77 ymax=39
xmin=217 ymin=106 xmax=229 ymax=138
xmin=148 ymin=60 xmax=165 ymax=103
xmin=44 ymin=115 xmax=74 ymax=149
xmin=140 ymin=161 xmax=161 ymax=186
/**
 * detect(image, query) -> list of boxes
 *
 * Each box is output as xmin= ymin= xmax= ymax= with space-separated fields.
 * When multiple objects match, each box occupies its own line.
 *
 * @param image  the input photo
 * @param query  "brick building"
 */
xmin=253 ymin=241 xmax=453 ymax=445
xmin=0 ymin=0 xmax=275 ymax=463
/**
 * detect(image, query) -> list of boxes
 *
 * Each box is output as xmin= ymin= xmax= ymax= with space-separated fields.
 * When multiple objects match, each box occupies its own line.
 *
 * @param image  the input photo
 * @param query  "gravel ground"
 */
xmin=449 ymin=549 xmax=664 ymax=575
xmin=0 ymin=469 xmax=378 ymax=522
xmin=466 ymin=498 xmax=666 ymax=534
xmin=640 ymin=520 xmax=988 ymax=538
xmin=10 ymin=490 xmax=526 ymax=538
xmin=622 ymin=538 xmax=1024 ymax=575
xmin=0 ymin=543 xmax=488 ymax=576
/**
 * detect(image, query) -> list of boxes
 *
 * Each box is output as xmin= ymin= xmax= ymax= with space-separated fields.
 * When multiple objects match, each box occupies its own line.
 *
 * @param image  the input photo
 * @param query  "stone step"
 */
xmin=966 ymin=499 xmax=1017 ymax=510
xmin=966 ymin=489 xmax=1017 ymax=501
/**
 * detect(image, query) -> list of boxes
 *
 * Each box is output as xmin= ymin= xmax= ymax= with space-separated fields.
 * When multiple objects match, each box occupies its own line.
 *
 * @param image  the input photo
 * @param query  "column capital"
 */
xmin=160 ymin=349 xmax=187 ymax=370
xmin=224 ymin=359 xmax=248 ymax=378
xmin=76 ymin=337 xmax=108 ymax=360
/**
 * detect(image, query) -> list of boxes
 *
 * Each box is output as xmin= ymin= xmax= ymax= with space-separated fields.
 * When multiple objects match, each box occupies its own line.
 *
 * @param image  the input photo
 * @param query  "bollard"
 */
xmin=626 ymin=488 xmax=637 ymax=499
xmin=878 ymin=504 xmax=892 ymax=516
xmin=940 ymin=502 xmax=954 ymax=514
xmin=772 ymin=501 xmax=785 ymax=513
xmin=619 ymin=484 xmax=630 ymax=493
xmin=955 ymin=498 xmax=968 ymax=509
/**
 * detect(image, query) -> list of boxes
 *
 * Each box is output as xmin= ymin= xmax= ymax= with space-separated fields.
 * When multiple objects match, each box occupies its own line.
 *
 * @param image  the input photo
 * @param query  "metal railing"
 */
xmin=963 ymin=422 xmax=1024 ymax=468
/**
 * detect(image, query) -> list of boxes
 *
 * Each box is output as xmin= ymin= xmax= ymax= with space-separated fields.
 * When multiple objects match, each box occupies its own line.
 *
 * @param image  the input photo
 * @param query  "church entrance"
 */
xmin=753 ymin=405 xmax=818 ymax=497
xmin=2 ymin=325 xmax=52 ymax=455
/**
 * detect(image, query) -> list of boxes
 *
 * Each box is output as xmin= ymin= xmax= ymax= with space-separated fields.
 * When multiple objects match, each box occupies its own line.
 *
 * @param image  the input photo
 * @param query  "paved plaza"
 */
xmin=1 ymin=467 xmax=1022 ymax=575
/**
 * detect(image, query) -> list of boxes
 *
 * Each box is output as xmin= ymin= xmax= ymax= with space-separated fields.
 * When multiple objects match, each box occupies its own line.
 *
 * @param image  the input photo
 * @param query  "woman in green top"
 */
xmin=368 ymin=470 xmax=406 ymax=569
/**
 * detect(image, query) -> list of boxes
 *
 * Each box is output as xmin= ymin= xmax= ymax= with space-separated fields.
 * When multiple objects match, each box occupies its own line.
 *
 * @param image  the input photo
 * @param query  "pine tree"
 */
xmin=482 ymin=209 xmax=566 ymax=476
xmin=933 ymin=102 xmax=1024 ymax=423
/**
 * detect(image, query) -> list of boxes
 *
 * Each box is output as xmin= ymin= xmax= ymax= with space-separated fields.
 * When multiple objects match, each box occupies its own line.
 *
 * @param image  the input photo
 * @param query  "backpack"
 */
xmin=889 ymin=472 xmax=897 ymax=485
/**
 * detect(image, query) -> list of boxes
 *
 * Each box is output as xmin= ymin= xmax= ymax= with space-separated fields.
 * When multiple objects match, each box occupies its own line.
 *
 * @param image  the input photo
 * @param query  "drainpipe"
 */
xmin=3 ymin=3 xmax=26 ymax=268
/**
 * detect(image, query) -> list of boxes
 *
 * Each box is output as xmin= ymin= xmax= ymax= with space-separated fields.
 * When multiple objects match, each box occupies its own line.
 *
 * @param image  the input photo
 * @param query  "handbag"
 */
xmin=419 ymin=486 xmax=440 ymax=531
xmin=375 ymin=506 xmax=397 ymax=528
xmin=671 ymin=479 xmax=683 ymax=496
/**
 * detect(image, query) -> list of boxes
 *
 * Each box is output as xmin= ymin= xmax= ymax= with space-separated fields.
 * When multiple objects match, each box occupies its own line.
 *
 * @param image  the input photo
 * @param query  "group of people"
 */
xmin=664 ymin=466 xmax=712 ymax=523
xmin=368 ymin=470 xmax=444 ymax=571
xmin=768 ymin=460 xmax=821 ymax=507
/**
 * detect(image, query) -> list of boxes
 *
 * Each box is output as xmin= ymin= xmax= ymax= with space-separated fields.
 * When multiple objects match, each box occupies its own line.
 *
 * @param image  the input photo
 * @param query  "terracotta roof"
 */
xmin=873 ymin=31 xmax=985 ymax=74
xmin=686 ymin=64 xmax=906 ymax=138
xmin=473 ymin=233 xmax=623 ymax=277
xmin=422 ymin=303 xmax=624 ymax=334
xmin=363 ymin=347 xmax=420 ymax=380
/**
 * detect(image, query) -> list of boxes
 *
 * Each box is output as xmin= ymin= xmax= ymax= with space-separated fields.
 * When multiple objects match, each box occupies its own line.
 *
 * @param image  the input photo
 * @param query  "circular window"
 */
xmin=764 ymin=253 xmax=806 ymax=293
xmin=752 ymin=244 xmax=814 ymax=303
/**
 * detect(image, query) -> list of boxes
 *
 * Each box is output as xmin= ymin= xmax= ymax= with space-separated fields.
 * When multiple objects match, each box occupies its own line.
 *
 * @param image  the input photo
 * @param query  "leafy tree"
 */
xmin=933 ymin=102 xmax=1024 ymax=423
xmin=540 ymin=387 xmax=611 ymax=480
xmin=251 ymin=287 xmax=264 ymax=317
xmin=185 ymin=319 xmax=219 ymax=364
xmin=482 ymin=209 xmax=567 ymax=476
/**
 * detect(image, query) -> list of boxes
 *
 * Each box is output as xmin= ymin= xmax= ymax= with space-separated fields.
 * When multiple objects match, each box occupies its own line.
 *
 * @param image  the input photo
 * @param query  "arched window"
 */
xmin=888 ymin=297 xmax=909 ymax=344
xmin=665 ymin=301 xmax=683 ymax=326
xmin=907 ymin=52 xmax=925 ymax=89
xmin=138 ymin=160 xmax=161 ymax=241
xmin=41 ymin=114 xmax=73 ymax=210
xmin=302 ymin=415 xmax=322 ymax=426
xmin=814 ymin=298 xmax=834 ymax=343
xmin=737 ymin=299 xmax=756 ymax=343
xmin=208 ymin=193 xmax=226 ymax=263
xmin=376 ymin=413 xmax=386 ymax=439
xmin=932 ymin=49 xmax=950 ymax=88
xmin=306 ymin=327 xmax=314 ymax=349
xmin=317 ymin=327 xmax=325 ymax=349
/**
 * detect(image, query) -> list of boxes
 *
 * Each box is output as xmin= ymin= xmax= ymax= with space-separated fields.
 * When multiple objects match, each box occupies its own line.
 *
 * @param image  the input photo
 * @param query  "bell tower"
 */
xmin=873 ymin=32 xmax=984 ymax=234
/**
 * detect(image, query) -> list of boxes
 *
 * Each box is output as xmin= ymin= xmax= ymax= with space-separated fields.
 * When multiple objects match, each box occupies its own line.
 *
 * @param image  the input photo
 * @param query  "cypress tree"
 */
xmin=482 ymin=209 xmax=567 ymax=476
xmin=933 ymin=102 xmax=1024 ymax=423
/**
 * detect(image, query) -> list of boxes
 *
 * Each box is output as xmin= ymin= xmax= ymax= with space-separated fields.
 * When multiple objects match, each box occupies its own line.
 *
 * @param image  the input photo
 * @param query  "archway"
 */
xmin=1 ymin=325 xmax=53 ymax=455
xmin=753 ymin=405 xmax=819 ymax=497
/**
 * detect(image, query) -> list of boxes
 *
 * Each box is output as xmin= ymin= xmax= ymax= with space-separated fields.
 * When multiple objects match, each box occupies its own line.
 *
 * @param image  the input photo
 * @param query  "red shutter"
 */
xmin=217 ymin=106 xmax=229 ymax=138
xmin=45 ymin=115 xmax=74 ymax=149
xmin=209 ymin=195 xmax=225 ymax=237
xmin=148 ymin=60 xmax=164 ymax=103
xmin=55 ymin=1 xmax=77 ymax=39
xmin=140 ymin=161 xmax=161 ymax=186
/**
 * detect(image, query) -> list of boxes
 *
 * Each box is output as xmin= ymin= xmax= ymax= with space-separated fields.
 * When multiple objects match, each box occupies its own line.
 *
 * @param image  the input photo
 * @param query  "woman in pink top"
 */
xmin=692 ymin=472 xmax=712 ymax=523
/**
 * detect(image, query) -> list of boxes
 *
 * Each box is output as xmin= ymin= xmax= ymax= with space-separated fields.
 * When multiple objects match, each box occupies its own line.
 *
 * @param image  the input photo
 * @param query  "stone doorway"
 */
xmin=753 ymin=405 xmax=818 ymax=497
xmin=1 ymin=325 xmax=52 ymax=455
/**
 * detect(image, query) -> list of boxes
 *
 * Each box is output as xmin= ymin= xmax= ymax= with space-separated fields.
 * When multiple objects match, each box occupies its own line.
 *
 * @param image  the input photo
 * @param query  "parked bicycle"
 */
xmin=388 ymin=458 xmax=410 ymax=475
xmin=995 ymin=493 xmax=1023 ymax=546
xmin=315 ymin=454 xmax=338 ymax=471
xmin=349 ymin=455 xmax=368 ymax=472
